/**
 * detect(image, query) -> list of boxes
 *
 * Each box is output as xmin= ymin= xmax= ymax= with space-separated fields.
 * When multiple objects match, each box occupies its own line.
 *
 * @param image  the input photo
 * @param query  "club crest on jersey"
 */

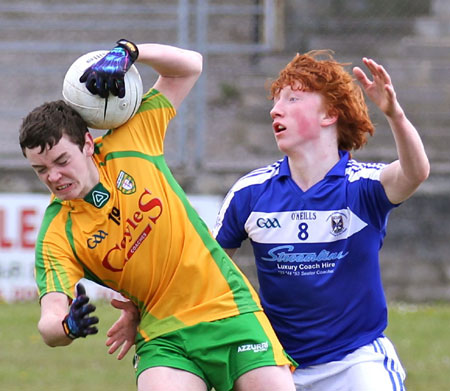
xmin=328 ymin=211 xmax=347 ymax=236
xmin=116 ymin=170 xmax=136 ymax=195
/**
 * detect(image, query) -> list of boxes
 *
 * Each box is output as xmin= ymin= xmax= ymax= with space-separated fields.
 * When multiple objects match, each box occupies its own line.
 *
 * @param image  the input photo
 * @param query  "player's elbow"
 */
xmin=38 ymin=318 xmax=72 ymax=347
xmin=419 ymin=160 xmax=431 ymax=183
xmin=412 ymin=159 xmax=430 ymax=187
xmin=192 ymin=51 xmax=203 ymax=76
xmin=41 ymin=335 xmax=60 ymax=348
xmin=408 ymin=152 xmax=431 ymax=187
xmin=37 ymin=323 xmax=57 ymax=347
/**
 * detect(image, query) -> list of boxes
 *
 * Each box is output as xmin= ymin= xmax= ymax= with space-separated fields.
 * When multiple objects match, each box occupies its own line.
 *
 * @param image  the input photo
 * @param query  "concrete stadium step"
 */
xmin=399 ymin=37 xmax=450 ymax=60
xmin=2 ymin=0 xmax=450 ymax=196
xmin=415 ymin=17 xmax=450 ymax=38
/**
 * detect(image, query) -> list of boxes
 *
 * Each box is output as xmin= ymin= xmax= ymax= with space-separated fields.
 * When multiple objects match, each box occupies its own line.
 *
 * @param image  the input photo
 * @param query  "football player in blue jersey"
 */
xmin=213 ymin=51 xmax=430 ymax=391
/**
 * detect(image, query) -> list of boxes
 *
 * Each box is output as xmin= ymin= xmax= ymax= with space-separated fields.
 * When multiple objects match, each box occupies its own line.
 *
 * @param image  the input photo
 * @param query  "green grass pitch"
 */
xmin=1 ymin=300 xmax=449 ymax=390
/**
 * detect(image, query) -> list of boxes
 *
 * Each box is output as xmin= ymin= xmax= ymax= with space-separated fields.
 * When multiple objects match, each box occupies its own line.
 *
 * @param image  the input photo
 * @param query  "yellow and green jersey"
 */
xmin=35 ymin=89 xmax=261 ymax=344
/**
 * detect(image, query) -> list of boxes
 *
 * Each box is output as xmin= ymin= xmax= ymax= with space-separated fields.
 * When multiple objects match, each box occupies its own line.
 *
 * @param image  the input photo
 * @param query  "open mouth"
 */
xmin=274 ymin=124 xmax=286 ymax=133
xmin=56 ymin=183 xmax=72 ymax=192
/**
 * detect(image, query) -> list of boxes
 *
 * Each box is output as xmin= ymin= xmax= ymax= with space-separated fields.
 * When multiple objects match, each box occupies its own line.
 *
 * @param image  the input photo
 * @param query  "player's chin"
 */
xmin=274 ymin=138 xmax=290 ymax=154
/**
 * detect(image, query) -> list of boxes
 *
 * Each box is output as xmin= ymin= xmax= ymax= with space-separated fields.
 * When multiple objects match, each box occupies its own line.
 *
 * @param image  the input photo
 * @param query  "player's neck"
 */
xmin=80 ymin=159 xmax=101 ymax=198
xmin=287 ymin=146 xmax=339 ymax=192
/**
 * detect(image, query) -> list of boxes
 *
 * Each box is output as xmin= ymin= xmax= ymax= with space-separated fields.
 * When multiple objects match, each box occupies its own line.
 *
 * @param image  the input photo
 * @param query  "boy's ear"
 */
xmin=321 ymin=109 xmax=338 ymax=127
xmin=83 ymin=132 xmax=95 ymax=156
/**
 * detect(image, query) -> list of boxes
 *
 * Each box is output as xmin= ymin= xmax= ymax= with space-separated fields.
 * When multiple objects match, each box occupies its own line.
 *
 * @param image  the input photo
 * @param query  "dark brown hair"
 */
xmin=19 ymin=100 xmax=89 ymax=156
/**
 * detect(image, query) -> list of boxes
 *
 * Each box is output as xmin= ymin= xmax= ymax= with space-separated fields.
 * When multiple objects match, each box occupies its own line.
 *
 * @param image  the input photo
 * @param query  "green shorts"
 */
xmin=133 ymin=311 xmax=296 ymax=391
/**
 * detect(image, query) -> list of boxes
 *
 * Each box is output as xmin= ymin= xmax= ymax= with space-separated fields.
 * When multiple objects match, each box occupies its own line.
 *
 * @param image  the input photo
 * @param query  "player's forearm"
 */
xmin=387 ymin=110 xmax=430 ymax=186
xmin=38 ymin=313 xmax=73 ymax=347
xmin=136 ymin=43 xmax=203 ymax=78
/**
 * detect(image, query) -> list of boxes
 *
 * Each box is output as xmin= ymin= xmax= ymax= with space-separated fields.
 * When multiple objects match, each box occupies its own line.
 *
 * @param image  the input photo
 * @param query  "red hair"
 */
xmin=269 ymin=50 xmax=374 ymax=151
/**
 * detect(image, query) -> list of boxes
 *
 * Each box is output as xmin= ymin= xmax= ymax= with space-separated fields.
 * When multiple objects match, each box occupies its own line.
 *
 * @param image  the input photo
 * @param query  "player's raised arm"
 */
xmin=79 ymin=40 xmax=202 ymax=110
xmin=353 ymin=58 xmax=430 ymax=204
xmin=136 ymin=43 xmax=203 ymax=110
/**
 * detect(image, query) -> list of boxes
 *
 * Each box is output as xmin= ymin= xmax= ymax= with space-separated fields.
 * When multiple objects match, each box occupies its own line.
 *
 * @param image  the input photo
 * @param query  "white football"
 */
xmin=62 ymin=50 xmax=143 ymax=129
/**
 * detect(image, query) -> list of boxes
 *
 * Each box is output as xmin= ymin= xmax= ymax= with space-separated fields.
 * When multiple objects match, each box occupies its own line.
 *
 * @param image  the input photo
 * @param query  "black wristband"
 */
xmin=62 ymin=315 xmax=78 ymax=340
xmin=116 ymin=39 xmax=139 ymax=62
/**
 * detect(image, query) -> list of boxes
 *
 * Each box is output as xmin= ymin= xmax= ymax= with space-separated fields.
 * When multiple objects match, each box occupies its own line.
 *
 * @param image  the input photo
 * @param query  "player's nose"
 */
xmin=270 ymin=100 xmax=284 ymax=119
xmin=47 ymin=167 xmax=62 ymax=183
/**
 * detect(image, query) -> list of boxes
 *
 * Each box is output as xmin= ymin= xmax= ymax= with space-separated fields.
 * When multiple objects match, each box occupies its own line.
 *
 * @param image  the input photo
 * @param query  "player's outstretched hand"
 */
xmin=62 ymin=283 xmax=99 ymax=339
xmin=79 ymin=39 xmax=139 ymax=99
xmin=353 ymin=57 xmax=402 ymax=119
xmin=106 ymin=298 xmax=140 ymax=360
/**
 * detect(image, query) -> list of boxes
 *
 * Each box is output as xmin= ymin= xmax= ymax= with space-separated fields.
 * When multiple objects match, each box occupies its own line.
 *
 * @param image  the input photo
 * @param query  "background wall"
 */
xmin=1 ymin=0 xmax=449 ymax=302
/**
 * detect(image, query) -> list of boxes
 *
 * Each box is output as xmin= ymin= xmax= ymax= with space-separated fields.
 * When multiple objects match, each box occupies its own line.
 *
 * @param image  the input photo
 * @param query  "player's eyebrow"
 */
xmin=31 ymin=152 xmax=70 ymax=170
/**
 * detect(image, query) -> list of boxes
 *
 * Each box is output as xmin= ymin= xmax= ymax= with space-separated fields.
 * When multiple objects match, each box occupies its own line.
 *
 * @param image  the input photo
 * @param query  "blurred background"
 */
xmin=1 ymin=0 xmax=449 ymax=303
xmin=1 ymin=1 xmax=450 ymax=390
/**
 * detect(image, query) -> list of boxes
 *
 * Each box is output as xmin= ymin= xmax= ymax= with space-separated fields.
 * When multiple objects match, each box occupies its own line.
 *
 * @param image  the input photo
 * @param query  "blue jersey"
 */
xmin=213 ymin=151 xmax=398 ymax=367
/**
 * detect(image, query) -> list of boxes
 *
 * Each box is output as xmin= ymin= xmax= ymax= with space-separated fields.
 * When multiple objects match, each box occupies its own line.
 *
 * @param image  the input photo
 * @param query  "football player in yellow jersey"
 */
xmin=19 ymin=40 xmax=296 ymax=391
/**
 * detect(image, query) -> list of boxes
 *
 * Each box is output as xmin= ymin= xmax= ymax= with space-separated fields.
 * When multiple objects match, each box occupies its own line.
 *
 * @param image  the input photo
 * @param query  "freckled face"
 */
xmin=25 ymin=134 xmax=97 ymax=200
xmin=270 ymin=86 xmax=327 ymax=153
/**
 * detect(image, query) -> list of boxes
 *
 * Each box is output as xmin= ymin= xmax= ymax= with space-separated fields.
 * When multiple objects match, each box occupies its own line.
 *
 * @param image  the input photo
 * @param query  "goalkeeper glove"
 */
xmin=62 ymin=283 xmax=99 ymax=340
xmin=79 ymin=39 xmax=139 ymax=99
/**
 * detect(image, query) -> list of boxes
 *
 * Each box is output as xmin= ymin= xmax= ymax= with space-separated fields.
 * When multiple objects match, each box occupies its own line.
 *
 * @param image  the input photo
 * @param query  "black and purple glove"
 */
xmin=62 ymin=283 xmax=99 ymax=339
xmin=79 ymin=39 xmax=139 ymax=99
